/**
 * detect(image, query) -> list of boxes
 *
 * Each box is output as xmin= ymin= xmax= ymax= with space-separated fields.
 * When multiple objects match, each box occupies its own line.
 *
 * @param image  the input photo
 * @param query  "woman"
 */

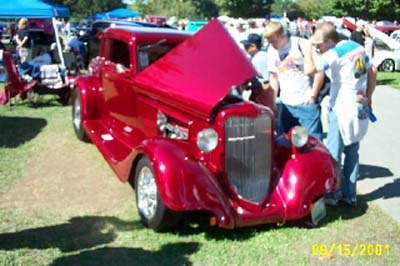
xmin=15 ymin=18 xmax=31 ymax=63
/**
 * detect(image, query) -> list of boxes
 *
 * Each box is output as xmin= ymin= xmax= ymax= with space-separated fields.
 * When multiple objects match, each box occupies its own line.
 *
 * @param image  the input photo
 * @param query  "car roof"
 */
xmin=94 ymin=19 xmax=159 ymax=28
xmin=107 ymin=25 xmax=191 ymax=38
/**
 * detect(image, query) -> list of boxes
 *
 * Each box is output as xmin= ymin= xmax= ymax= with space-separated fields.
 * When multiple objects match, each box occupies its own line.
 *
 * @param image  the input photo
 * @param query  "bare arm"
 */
xmin=16 ymin=35 xmax=28 ymax=49
xmin=304 ymin=38 xmax=319 ymax=76
xmin=367 ymin=66 xmax=377 ymax=107
xmin=268 ymin=72 xmax=279 ymax=116
xmin=269 ymin=72 xmax=279 ymax=99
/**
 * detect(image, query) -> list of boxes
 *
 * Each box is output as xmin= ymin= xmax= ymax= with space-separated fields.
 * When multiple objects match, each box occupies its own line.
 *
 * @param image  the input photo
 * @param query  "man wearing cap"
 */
xmin=263 ymin=21 xmax=325 ymax=140
xmin=240 ymin=33 xmax=270 ymax=102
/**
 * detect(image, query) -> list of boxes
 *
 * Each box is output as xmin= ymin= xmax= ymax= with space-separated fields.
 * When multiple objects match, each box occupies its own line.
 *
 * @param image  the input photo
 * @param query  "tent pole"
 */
xmin=52 ymin=17 xmax=66 ymax=69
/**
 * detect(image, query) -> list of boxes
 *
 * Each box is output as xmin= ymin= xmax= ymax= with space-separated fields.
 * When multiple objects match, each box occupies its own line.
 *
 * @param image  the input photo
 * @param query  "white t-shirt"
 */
xmin=267 ymin=37 xmax=313 ymax=105
xmin=316 ymin=40 xmax=371 ymax=145
xmin=251 ymin=50 xmax=269 ymax=83
xmin=316 ymin=40 xmax=370 ymax=107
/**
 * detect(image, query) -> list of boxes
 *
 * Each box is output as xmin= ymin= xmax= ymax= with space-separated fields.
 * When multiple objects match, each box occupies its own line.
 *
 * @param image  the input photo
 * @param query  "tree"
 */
xmin=216 ymin=0 xmax=271 ymax=18
xmin=128 ymin=0 xmax=216 ymax=19
xmin=332 ymin=0 xmax=400 ymax=20
xmin=49 ymin=0 xmax=124 ymax=20
xmin=192 ymin=0 xmax=219 ymax=19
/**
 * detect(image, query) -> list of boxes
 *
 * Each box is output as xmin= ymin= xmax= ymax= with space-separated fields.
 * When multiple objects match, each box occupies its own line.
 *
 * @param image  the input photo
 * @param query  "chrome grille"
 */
xmin=224 ymin=114 xmax=271 ymax=203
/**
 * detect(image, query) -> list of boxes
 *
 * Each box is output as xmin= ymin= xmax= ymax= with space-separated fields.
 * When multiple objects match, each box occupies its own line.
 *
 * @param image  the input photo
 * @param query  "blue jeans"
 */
xmin=327 ymin=110 xmax=359 ymax=201
xmin=279 ymin=102 xmax=323 ymax=141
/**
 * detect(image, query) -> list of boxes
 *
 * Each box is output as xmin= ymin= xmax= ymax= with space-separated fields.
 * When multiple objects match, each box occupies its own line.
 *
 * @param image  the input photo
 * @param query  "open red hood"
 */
xmin=134 ymin=19 xmax=257 ymax=120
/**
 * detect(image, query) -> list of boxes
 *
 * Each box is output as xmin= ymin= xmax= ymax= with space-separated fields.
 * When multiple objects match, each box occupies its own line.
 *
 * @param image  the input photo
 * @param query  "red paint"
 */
xmin=76 ymin=19 xmax=337 ymax=229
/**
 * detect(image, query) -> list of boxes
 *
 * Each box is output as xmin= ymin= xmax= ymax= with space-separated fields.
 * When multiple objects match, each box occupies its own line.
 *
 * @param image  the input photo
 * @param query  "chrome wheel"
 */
xmin=136 ymin=166 xmax=158 ymax=219
xmin=72 ymin=89 xmax=89 ymax=142
xmin=73 ymin=95 xmax=81 ymax=131
xmin=380 ymin=59 xmax=395 ymax=72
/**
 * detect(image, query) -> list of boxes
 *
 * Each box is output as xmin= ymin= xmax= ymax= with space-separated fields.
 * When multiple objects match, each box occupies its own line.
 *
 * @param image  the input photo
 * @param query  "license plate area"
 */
xmin=311 ymin=197 xmax=327 ymax=225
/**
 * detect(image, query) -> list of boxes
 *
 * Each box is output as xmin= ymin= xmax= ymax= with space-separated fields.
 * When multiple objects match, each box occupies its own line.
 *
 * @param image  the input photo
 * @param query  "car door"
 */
xmin=101 ymin=37 xmax=136 ymax=128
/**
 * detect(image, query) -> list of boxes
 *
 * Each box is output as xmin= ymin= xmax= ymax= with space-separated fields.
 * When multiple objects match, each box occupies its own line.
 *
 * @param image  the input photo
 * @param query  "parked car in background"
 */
xmin=374 ymin=21 xmax=400 ymax=35
xmin=186 ymin=19 xmax=208 ymax=32
xmin=342 ymin=18 xmax=400 ymax=72
xmin=72 ymin=19 xmax=337 ymax=232
xmin=29 ymin=18 xmax=55 ymax=45
xmin=145 ymin=15 xmax=167 ymax=26
xmin=79 ymin=19 xmax=159 ymax=67
xmin=374 ymin=25 xmax=400 ymax=36
xmin=373 ymin=35 xmax=400 ymax=72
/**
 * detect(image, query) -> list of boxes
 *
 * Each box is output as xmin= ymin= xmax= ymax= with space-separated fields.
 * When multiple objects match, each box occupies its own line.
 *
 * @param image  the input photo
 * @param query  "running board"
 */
xmin=83 ymin=120 xmax=131 ymax=165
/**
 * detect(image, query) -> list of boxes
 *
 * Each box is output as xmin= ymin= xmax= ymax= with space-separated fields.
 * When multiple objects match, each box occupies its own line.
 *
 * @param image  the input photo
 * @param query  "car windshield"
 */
xmin=137 ymin=41 xmax=175 ymax=72
xmin=374 ymin=37 xmax=391 ymax=50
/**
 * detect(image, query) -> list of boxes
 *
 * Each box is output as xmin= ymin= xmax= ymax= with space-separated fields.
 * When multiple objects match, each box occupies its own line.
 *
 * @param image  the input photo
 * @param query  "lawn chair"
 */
xmin=0 ymin=51 xmax=37 ymax=108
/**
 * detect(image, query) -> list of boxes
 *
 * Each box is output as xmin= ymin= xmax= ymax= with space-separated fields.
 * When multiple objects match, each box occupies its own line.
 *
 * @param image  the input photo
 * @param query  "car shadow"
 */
xmin=173 ymin=202 xmax=367 ymax=240
xmin=0 ymin=116 xmax=47 ymax=148
xmin=49 ymin=243 xmax=200 ymax=266
xmin=320 ymin=198 xmax=368 ymax=225
xmin=0 ymin=216 xmax=140 ymax=252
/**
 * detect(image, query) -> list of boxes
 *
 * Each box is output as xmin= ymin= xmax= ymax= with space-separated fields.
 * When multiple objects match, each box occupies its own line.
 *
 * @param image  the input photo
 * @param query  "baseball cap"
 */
xmin=241 ymin=33 xmax=262 ymax=47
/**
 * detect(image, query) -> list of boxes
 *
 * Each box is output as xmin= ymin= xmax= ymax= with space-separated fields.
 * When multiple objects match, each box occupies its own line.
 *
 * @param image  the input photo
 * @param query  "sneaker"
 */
xmin=341 ymin=198 xmax=357 ymax=207
xmin=324 ymin=194 xmax=338 ymax=207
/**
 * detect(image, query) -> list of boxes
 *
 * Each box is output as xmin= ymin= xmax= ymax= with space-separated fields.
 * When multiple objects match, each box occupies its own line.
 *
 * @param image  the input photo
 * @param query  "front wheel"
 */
xmin=134 ymin=156 xmax=181 ymax=232
xmin=379 ymin=59 xmax=395 ymax=72
xmin=72 ymin=89 xmax=89 ymax=142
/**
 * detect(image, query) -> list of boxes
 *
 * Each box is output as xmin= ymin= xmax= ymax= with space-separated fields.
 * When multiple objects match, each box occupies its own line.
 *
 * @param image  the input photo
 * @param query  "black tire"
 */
xmin=379 ymin=59 xmax=395 ymax=72
xmin=72 ymin=89 xmax=89 ymax=142
xmin=134 ymin=156 xmax=182 ymax=232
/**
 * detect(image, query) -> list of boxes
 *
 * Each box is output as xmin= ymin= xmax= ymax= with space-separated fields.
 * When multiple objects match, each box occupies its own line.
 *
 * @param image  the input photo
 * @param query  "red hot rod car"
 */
xmin=72 ymin=19 xmax=337 ymax=231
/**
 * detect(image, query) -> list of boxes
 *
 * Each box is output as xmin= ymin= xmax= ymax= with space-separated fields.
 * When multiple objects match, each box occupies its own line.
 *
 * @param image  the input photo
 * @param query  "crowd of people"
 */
xmin=227 ymin=16 xmax=377 ymax=208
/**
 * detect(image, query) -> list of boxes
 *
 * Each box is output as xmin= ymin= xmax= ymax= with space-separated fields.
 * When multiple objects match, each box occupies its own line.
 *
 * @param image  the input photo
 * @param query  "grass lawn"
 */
xmin=0 ymin=80 xmax=400 ymax=266
xmin=377 ymin=72 xmax=400 ymax=89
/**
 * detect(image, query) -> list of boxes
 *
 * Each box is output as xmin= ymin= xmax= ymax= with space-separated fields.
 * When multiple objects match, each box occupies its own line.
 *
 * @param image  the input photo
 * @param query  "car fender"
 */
xmin=276 ymin=144 xmax=337 ymax=221
xmin=76 ymin=75 xmax=103 ymax=121
xmin=136 ymin=138 xmax=236 ymax=228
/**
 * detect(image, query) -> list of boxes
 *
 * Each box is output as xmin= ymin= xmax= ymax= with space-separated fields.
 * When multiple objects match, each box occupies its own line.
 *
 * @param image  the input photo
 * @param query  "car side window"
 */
xmin=108 ymin=39 xmax=130 ymax=68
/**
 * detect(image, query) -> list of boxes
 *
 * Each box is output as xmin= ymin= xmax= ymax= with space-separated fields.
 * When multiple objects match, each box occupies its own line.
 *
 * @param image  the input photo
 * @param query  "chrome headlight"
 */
xmin=197 ymin=128 xmax=218 ymax=153
xmin=290 ymin=126 xmax=309 ymax=148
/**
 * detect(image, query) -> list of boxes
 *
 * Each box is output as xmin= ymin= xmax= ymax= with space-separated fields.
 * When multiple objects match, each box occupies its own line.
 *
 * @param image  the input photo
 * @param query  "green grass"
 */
xmin=0 ymin=86 xmax=400 ymax=266
xmin=377 ymin=72 xmax=400 ymax=89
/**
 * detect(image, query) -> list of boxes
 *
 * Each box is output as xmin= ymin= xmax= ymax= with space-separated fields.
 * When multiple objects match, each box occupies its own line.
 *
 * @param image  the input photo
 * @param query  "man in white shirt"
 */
xmin=264 ymin=21 xmax=324 ymax=140
xmin=304 ymin=22 xmax=376 ymax=207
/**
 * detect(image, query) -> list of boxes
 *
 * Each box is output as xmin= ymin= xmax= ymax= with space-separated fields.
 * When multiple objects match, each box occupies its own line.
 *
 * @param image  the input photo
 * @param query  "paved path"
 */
xmin=358 ymin=85 xmax=400 ymax=222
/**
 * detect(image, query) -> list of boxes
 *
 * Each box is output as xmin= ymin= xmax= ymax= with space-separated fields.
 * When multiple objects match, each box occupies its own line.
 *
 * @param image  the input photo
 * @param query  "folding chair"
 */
xmin=0 ymin=51 xmax=37 ymax=108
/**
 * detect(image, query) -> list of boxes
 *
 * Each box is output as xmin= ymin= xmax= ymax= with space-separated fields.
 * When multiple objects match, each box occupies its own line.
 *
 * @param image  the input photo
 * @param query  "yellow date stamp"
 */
xmin=312 ymin=243 xmax=391 ymax=257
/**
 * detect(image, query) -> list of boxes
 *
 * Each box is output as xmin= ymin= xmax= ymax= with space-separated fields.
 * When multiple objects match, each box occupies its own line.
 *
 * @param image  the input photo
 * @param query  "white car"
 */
xmin=370 ymin=26 xmax=400 ymax=72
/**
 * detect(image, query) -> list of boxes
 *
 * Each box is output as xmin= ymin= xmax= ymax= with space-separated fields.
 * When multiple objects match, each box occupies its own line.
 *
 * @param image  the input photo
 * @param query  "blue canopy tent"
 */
xmin=0 ymin=0 xmax=70 ymax=18
xmin=86 ymin=13 xmax=109 ymax=20
xmin=106 ymin=8 xmax=140 ymax=19
xmin=0 ymin=0 xmax=70 ymax=67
